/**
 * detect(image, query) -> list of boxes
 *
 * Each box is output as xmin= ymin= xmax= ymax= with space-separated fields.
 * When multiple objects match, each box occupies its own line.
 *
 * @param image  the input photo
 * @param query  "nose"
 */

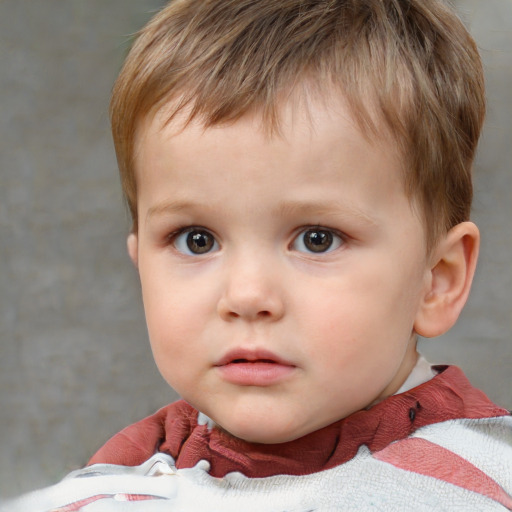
xmin=216 ymin=255 xmax=285 ymax=322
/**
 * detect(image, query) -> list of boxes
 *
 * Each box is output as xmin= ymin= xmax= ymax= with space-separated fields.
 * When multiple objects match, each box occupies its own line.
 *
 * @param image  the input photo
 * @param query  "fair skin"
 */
xmin=128 ymin=94 xmax=479 ymax=444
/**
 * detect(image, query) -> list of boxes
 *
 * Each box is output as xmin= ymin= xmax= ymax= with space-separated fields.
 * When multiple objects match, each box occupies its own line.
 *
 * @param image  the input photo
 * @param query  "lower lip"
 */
xmin=216 ymin=362 xmax=296 ymax=386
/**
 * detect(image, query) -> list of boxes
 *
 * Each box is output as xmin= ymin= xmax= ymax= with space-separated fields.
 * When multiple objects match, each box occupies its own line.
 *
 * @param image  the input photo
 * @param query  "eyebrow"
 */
xmin=276 ymin=200 xmax=378 ymax=227
xmin=145 ymin=198 xmax=378 ymax=227
xmin=145 ymin=200 xmax=199 ymax=224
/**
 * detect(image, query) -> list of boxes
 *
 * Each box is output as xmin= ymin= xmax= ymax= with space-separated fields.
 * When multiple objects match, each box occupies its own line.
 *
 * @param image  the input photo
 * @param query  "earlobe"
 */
xmin=127 ymin=232 xmax=139 ymax=268
xmin=414 ymin=222 xmax=479 ymax=338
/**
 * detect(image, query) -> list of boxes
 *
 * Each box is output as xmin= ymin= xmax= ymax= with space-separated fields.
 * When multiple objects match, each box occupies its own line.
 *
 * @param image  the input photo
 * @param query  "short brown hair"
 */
xmin=111 ymin=0 xmax=485 ymax=248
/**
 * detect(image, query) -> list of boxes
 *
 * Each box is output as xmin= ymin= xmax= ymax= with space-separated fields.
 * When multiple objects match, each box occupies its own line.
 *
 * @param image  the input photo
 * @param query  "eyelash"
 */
xmin=167 ymin=226 xmax=219 ymax=256
xmin=166 ymin=225 xmax=346 ymax=256
xmin=290 ymin=225 xmax=345 ymax=254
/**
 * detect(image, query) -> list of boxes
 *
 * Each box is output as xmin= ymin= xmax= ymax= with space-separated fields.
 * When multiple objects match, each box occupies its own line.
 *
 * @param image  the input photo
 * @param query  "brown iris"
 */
xmin=302 ymin=229 xmax=334 ymax=253
xmin=187 ymin=230 xmax=215 ymax=254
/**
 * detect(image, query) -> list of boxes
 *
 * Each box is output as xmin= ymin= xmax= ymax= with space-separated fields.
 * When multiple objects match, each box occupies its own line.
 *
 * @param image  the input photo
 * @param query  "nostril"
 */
xmin=217 ymin=292 xmax=284 ymax=322
xmin=224 ymin=309 xmax=272 ymax=320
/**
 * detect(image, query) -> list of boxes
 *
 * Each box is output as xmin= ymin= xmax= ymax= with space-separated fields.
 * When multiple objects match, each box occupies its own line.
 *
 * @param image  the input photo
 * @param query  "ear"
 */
xmin=414 ymin=222 xmax=479 ymax=338
xmin=127 ymin=232 xmax=139 ymax=269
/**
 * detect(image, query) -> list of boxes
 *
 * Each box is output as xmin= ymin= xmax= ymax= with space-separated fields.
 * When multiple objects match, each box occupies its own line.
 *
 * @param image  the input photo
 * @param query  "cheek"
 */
xmin=296 ymin=259 xmax=421 ymax=355
xmin=140 ymin=279 xmax=190 ymax=356
xmin=142 ymin=290 xmax=201 ymax=391
xmin=140 ymin=270 xmax=218 ymax=373
xmin=141 ymin=261 xmax=207 ymax=328
xmin=292 ymin=283 xmax=371 ymax=370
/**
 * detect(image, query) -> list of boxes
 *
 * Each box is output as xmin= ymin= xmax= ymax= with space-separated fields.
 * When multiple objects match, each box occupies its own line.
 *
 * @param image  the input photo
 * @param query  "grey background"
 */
xmin=0 ymin=0 xmax=510 ymax=499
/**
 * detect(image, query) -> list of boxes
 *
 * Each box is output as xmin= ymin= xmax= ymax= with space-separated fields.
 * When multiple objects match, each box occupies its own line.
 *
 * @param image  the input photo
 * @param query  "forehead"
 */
xmin=136 ymin=85 xmax=401 ymax=165
xmin=133 ymin=91 xmax=420 ymax=234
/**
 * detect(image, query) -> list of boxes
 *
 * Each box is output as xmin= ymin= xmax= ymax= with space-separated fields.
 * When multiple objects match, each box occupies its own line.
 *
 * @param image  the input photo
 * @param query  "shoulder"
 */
xmin=371 ymin=415 xmax=512 ymax=508
xmin=88 ymin=400 xmax=197 ymax=466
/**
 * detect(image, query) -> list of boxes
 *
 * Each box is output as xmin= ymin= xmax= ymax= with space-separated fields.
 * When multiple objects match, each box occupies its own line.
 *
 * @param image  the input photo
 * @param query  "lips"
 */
xmin=214 ymin=349 xmax=296 ymax=386
xmin=215 ymin=348 xmax=293 ymax=367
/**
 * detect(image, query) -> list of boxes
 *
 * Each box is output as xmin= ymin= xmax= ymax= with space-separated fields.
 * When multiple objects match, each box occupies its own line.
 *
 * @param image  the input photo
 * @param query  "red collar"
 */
xmin=89 ymin=366 xmax=508 ymax=478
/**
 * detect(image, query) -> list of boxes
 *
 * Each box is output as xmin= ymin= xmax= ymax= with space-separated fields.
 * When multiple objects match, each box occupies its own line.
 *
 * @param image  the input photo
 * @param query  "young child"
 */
xmin=4 ymin=0 xmax=511 ymax=510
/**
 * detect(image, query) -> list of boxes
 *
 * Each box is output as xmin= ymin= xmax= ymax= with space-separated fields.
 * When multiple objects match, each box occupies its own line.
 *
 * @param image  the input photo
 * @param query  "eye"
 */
xmin=173 ymin=228 xmax=219 ymax=255
xmin=292 ymin=227 xmax=343 ymax=254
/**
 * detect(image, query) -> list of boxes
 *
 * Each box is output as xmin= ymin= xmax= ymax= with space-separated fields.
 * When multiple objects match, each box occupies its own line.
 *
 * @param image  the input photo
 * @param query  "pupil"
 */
xmin=187 ymin=231 xmax=213 ymax=254
xmin=305 ymin=229 xmax=332 ymax=252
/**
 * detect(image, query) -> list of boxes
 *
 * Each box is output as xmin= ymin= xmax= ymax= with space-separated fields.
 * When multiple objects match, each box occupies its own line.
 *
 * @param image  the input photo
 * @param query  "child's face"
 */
xmin=131 ymin=95 xmax=432 ymax=444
